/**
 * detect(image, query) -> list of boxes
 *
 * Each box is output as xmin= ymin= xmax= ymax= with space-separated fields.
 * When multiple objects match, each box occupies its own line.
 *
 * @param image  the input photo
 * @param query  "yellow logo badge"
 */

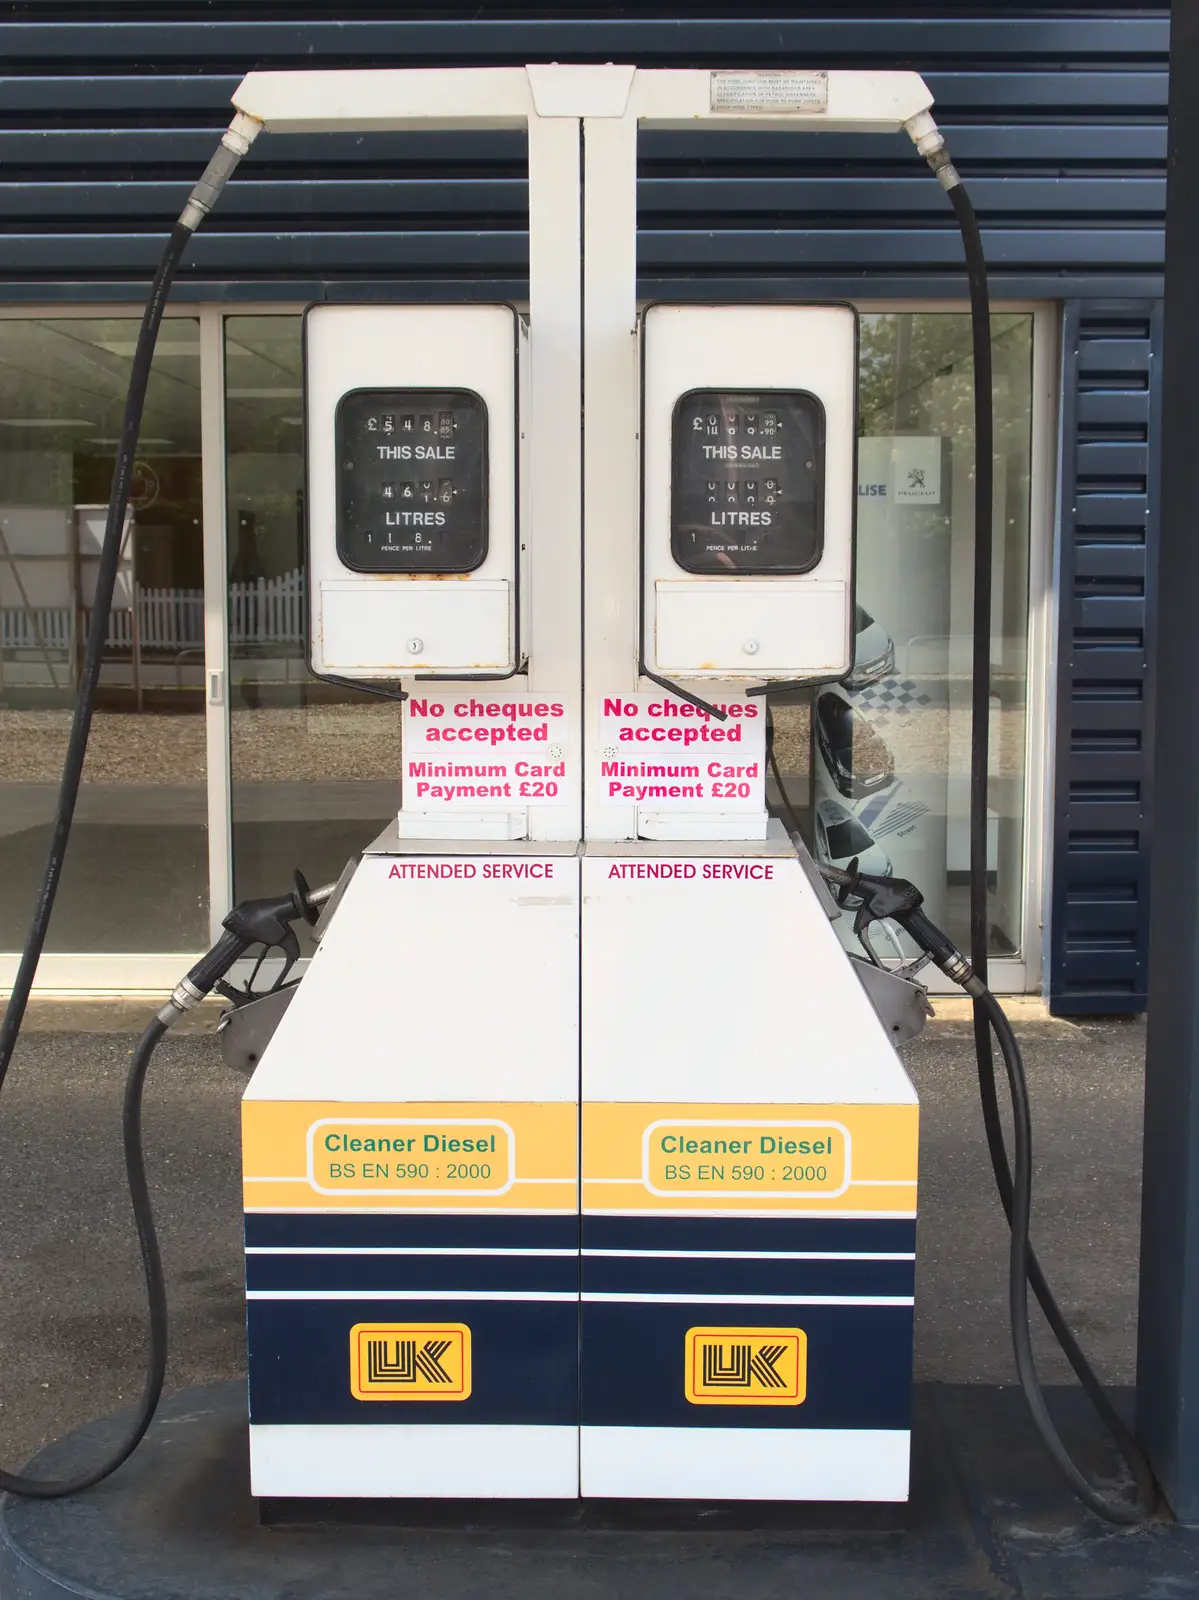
xmin=350 ymin=1322 xmax=472 ymax=1402
xmin=685 ymin=1326 xmax=807 ymax=1406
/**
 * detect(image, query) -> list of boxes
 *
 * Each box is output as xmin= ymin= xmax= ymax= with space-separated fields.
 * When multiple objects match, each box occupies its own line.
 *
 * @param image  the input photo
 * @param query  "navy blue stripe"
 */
xmin=581 ymin=1256 xmax=913 ymax=1299
xmin=581 ymin=1216 xmax=916 ymax=1255
xmin=581 ymin=1302 xmax=912 ymax=1431
xmin=246 ymin=1253 xmax=577 ymax=1295
xmin=244 ymin=1213 xmax=578 ymax=1250
xmin=248 ymin=1299 xmax=576 ymax=1426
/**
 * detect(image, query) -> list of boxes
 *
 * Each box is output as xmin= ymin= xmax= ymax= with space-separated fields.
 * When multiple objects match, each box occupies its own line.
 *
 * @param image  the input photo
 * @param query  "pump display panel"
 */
xmin=671 ymin=389 xmax=825 ymax=575
xmin=335 ymin=388 xmax=488 ymax=573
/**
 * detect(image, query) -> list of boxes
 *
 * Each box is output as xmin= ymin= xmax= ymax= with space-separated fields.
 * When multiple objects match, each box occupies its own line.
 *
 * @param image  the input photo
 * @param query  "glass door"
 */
xmin=0 ymin=314 xmax=206 ymax=986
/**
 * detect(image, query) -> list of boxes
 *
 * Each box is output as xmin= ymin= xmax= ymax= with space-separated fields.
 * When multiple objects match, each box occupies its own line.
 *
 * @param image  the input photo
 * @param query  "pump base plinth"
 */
xmin=3 ymin=1380 xmax=1197 ymax=1596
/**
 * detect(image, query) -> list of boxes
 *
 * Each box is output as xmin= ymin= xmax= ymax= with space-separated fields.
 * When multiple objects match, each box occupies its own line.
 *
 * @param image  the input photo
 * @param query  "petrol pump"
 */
xmin=0 ymin=66 xmax=1156 ymax=1525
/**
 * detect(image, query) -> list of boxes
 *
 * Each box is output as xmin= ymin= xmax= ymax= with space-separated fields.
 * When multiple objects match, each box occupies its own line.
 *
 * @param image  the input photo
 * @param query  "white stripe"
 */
xmin=582 ymin=1249 xmax=913 ymax=1262
xmin=581 ymin=1427 xmax=910 ymax=1502
xmin=584 ymin=1178 xmax=918 ymax=1190
xmin=244 ymin=1246 xmax=909 ymax=1261
xmin=245 ymin=1176 xmax=576 ymax=1187
xmin=246 ymin=1289 xmax=577 ymax=1302
xmin=245 ymin=1288 xmax=908 ymax=1306
xmin=246 ymin=1246 xmax=577 ymax=1257
xmin=251 ymin=1425 xmax=578 ymax=1499
xmin=244 ymin=1207 xmax=579 ymax=1216
xmin=584 ymin=1209 xmax=918 ymax=1221
xmin=581 ymin=1292 xmax=913 ymax=1306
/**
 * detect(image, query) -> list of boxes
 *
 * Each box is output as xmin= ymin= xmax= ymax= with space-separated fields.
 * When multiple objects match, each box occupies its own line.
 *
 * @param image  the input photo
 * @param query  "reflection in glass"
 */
xmin=771 ymin=312 xmax=1033 ymax=960
xmin=0 ymin=318 xmax=206 ymax=951
xmin=225 ymin=317 xmax=399 ymax=935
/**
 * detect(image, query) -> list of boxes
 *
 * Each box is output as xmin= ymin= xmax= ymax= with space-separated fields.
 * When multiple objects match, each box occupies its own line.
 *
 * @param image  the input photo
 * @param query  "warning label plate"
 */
xmin=350 ymin=1322 xmax=472 ymax=1401
xmin=710 ymin=71 xmax=828 ymax=115
xmin=685 ymin=1326 xmax=807 ymax=1406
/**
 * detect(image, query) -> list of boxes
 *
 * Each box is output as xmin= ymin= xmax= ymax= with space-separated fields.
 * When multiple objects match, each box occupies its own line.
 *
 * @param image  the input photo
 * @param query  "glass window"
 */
xmin=770 ymin=310 xmax=1033 ymax=959
xmin=0 ymin=317 xmax=205 ymax=952
xmin=225 ymin=316 xmax=400 ymax=934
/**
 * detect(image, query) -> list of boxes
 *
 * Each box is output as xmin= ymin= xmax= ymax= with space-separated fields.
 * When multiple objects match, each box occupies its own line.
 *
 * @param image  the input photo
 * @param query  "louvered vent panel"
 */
xmin=1051 ymin=301 xmax=1161 ymax=1013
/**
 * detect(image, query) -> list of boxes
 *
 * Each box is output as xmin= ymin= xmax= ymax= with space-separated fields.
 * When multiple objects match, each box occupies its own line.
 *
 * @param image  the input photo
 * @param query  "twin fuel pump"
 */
xmin=0 ymin=65 xmax=1156 ymax=1521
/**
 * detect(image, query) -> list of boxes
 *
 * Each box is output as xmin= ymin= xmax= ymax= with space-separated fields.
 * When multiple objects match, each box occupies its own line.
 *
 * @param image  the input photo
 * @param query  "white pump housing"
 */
xmin=305 ymin=302 xmax=523 ymax=680
xmin=236 ymin=63 xmax=930 ymax=1513
xmin=641 ymin=303 xmax=858 ymax=683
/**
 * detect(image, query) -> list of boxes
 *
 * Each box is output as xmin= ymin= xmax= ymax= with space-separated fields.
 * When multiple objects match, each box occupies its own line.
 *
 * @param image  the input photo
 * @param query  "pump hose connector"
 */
xmin=178 ymin=111 xmax=264 ymax=232
xmin=903 ymin=109 xmax=962 ymax=192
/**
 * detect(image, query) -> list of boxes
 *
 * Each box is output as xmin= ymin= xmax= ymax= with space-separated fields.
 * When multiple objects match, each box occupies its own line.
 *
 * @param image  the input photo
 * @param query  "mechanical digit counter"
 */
xmin=336 ymin=388 xmax=488 ymax=574
xmin=672 ymin=389 xmax=824 ymax=575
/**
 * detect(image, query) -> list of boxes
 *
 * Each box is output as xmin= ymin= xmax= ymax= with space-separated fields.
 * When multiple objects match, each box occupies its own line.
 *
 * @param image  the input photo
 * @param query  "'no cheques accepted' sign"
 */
xmin=595 ymin=692 xmax=766 ymax=813
xmin=401 ymin=689 xmax=766 ymax=816
xmin=402 ymin=694 xmax=572 ymax=810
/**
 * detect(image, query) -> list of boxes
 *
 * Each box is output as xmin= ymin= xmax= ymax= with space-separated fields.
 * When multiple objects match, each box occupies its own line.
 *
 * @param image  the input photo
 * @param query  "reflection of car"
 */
xmin=844 ymin=603 xmax=896 ymax=690
xmin=814 ymin=690 xmax=895 ymax=799
xmin=814 ymin=798 xmax=892 ymax=875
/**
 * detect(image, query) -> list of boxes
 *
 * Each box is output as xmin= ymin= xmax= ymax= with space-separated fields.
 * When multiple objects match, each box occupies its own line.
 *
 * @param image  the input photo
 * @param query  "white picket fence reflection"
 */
xmin=1 ymin=569 xmax=306 ymax=655
xmin=227 ymin=569 xmax=305 ymax=649
xmin=0 ymin=606 xmax=73 ymax=653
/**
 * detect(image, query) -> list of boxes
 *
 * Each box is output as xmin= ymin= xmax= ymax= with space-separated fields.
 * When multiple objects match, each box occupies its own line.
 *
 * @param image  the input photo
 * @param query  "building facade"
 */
xmin=0 ymin=5 xmax=1166 ymax=1010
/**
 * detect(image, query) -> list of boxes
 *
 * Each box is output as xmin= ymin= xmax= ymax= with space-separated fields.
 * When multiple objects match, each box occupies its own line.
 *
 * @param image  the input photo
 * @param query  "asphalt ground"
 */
xmin=0 ymin=1009 xmax=1147 ymax=1470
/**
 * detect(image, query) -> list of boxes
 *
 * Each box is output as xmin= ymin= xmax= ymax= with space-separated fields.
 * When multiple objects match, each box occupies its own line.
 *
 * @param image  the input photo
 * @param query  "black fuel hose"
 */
xmin=0 ymin=223 xmax=189 ymax=1094
xmin=807 ymin=844 xmax=1157 ymax=1520
xmin=0 ymin=1019 xmax=168 ymax=1498
xmin=777 ymin=152 xmax=1153 ymax=1521
xmin=947 ymin=173 xmax=1156 ymax=1521
xmin=0 ymin=228 xmax=187 ymax=1498
xmin=777 ymin=137 xmax=1156 ymax=1521
xmin=0 ymin=264 xmax=183 ymax=1497
xmin=0 ymin=1018 xmax=171 ymax=1498
xmin=971 ymin=982 xmax=1157 ymax=1521
xmin=0 ymin=114 xmax=260 ymax=1497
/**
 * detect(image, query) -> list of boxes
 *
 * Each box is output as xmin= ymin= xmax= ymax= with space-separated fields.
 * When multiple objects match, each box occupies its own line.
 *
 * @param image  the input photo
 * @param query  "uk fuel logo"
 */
xmin=350 ymin=1322 xmax=472 ymax=1401
xmin=684 ymin=1327 xmax=807 ymax=1406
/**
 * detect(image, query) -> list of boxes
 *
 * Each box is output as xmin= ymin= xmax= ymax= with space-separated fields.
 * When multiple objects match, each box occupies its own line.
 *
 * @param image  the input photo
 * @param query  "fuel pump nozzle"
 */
xmin=159 ymin=873 xmax=335 ymax=1030
xmin=815 ymin=861 xmax=981 ymax=994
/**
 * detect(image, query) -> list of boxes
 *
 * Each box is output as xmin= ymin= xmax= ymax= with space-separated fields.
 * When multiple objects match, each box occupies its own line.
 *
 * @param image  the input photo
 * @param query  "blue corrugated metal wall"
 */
xmin=0 ymin=7 xmax=1168 ymax=302
xmin=0 ymin=6 xmax=1170 ymax=1008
